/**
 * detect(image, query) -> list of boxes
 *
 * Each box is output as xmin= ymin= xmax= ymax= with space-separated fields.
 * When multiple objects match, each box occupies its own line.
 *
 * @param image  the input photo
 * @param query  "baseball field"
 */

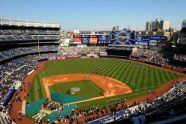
xmin=26 ymin=58 xmax=183 ymax=111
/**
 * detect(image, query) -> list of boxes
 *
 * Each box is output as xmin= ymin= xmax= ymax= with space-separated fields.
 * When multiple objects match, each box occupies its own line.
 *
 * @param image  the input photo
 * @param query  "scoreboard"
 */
xmin=73 ymin=35 xmax=81 ymax=43
xmin=135 ymin=35 xmax=168 ymax=46
xmin=98 ymin=35 xmax=111 ymax=44
xmin=81 ymin=35 xmax=90 ymax=44
xmin=89 ymin=35 xmax=98 ymax=44
xmin=72 ymin=34 xmax=111 ymax=45
xmin=111 ymin=30 xmax=135 ymax=45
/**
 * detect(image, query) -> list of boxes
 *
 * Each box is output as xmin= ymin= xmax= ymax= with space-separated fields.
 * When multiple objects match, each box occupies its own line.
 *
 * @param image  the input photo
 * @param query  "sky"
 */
xmin=0 ymin=0 xmax=186 ymax=31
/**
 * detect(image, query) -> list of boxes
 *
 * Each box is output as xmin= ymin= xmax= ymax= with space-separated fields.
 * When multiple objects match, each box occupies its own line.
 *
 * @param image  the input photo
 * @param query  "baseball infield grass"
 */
xmin=26 ymin=58 xmax=183 ymax=109
xmin=49 ymin=80 xmax=104 ymax=99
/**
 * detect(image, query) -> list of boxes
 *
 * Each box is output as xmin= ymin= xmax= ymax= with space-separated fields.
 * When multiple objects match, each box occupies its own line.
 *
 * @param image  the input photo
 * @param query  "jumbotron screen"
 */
xmin=81 ymin=35 xmax=90 ymax=44
xmin=89 ymin=35 xmax=98 ymax=44
xmin=111 ymin=30 xmax=135 ymax=45
xmin=73 ymin=35 xmax=81 ymax=43
xmin=72 ymin=34 xmax=111 ymax=45
xmin=98 ymin=35 xmax=111 ymax=44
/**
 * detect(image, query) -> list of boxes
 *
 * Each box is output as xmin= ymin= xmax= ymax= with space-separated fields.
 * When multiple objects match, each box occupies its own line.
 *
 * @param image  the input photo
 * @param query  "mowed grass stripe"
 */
xmin=120 ymin=62 xmax=133 ymax=84
xmin=107 ymin=60 xmax=122 ymax=77
xmin=105 ymin=61 xmax=121 ymax=77
xmin=156 ymin=69 xmax=164 ymax=87
xmin=128 ymin=64 xmax=142 ymax=86
xmin=131 ymin=64 xmax=145 ymax=89
xmin=99 ymin=60 xmax=117 ymax=76
xmin=47 ymin=59 xmax=90 ymax=74
xmin=125 ymin=63 xmax=137 ymax=84
xmin=49 ymin=60 xmax=91 ymax=74
xmin=86 ymin=59 xmax=113 ymax=75
xmin=109 ymin=61 xmax=124 ymax=78
xmin=73 ymin=59 xmax=108 ymax=74
xmin=134 ymin=65 xmax=144 ymax=91
xmin=54 ymin=60 xmax=88 ymax=73
xmin=63 ymin=60 xmax=92 ymax=74
xmin=115 ymin=62 xmax=128 ymax=81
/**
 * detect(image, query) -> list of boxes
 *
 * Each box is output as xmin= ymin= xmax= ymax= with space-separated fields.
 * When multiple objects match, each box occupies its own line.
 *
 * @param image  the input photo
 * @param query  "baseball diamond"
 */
xmin=20 ymin=58 xmax=184 ymax=122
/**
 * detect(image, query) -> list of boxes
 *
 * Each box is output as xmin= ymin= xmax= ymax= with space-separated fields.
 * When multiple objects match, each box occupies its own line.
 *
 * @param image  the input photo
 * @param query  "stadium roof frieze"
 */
xmin=0 ymin=18 xmax=61 ymax=28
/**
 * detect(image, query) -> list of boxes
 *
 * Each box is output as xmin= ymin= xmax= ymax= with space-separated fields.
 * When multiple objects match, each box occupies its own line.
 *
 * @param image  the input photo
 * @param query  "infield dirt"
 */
xmin=43 ymin=74 xmax=133 ymax=103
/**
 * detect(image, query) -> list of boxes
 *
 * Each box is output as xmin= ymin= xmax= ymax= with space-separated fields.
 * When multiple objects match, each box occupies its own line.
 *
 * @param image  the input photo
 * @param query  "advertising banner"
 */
xmin=106 ymin=35 xmax=111 ymax=43
xmin=89 ymin=35 xmax=98 ymax=44
xmin=98 ymin=35 xmax=106 ymax=43
xmin=136 ymin=35 xmax=167 ymax=41
xmin=81 ymin=35 xmax=90 ymax=44
xmin=135 ymin=35 xmax=167 ymax=46
xmin=73 ymin=35 xmax=81 ymax=42
xmin=89 ymin=38 xmax=97 ymax=44
xmin=98 ymin=35 xmax=111 ymax=44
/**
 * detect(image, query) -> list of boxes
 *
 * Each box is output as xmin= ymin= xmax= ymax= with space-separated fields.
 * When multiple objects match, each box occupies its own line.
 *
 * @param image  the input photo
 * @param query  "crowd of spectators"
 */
xmin=43 ymin=100 xmax=63 ymax=111
xmin=0 ymin=28 xmax=60 ymax=41
xmin=0 ymin=44 xmax=58 ymax=106
xmin=0 ymin=53 xmax=57 ymax=105
xmin=0 ymin=109 xmax=14 ymax=124
xmin=0 ymin=45 xmax=58 ymax=62
xmin=138 ymin=80 xmax=186 ymax=115
xmin=0 ymin=29 xmax=60 ymax=35
xmin=132 ymin=49 xmax=169 ymax=66
xmin=173 ymin=54 xmax=186 ymax=62
xmin=0 ymin=35 xmax=60 ymax=41
xmin=0 ymin=52 xmax=57 ymax=123
xmin=58 ymin=46 xmax=107 ymax=56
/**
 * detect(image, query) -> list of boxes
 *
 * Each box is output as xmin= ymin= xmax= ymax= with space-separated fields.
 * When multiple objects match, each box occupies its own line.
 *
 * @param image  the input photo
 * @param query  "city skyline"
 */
xmin=0 ymin=0 xmax=186 ymax=31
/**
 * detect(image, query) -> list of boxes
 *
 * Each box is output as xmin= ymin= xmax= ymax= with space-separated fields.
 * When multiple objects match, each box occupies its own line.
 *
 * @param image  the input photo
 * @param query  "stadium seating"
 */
xmin=0 ymin=53 xmax=58 ymax=106
xmin=0 ymin=45 xmax=58 ymax=62
xmin=0 ymin=29 xmax=60 ymax=42
xmin=58 ymin=46 xmax=106 ymax=56
xmin=0 ymin=111 xmax=14 ymax=124
xmin=131 ymin=49 xmax=169 ymax=66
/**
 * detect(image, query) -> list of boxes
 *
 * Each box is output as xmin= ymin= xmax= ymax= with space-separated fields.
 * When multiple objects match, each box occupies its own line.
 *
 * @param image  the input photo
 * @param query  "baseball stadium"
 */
xmin=0 ymin=17 xmax=186 ymax=124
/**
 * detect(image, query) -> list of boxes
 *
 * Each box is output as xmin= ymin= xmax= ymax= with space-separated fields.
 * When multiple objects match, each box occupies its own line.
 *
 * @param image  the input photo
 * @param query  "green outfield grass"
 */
xmin=49 ymin=80 xmax=104 ymax=99
xmin=26 ymin=58 xmax=183 ymax=109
